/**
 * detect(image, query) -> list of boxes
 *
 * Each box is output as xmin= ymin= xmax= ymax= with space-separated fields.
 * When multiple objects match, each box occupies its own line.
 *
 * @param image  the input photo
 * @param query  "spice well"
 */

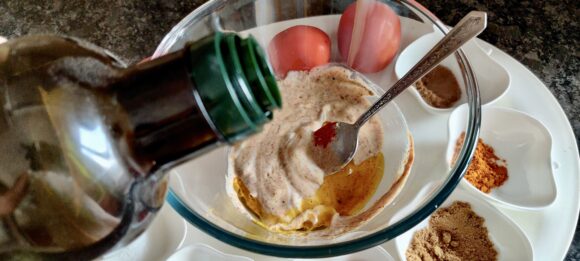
xmin=395 ymin=30 xmax=510 ymax=113
xmin=395 ymin=187 xmax=533 ymax=260
xmin=447 ymin=105 xmax=557 ymax=209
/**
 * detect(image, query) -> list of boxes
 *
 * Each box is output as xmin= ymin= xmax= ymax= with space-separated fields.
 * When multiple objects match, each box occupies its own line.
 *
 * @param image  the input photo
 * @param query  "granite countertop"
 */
xmin=0 ymin=0 xmax=578 ymax=259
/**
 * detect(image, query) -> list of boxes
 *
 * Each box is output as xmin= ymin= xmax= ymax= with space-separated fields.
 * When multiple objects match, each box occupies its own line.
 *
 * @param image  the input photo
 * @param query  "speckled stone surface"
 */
xmin=0 ymin=0 xmax=578 ymax=259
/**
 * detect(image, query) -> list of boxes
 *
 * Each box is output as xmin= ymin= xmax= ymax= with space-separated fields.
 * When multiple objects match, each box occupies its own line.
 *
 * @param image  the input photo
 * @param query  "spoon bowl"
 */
xmin=319 ymin=121 xmax=359 ymax=172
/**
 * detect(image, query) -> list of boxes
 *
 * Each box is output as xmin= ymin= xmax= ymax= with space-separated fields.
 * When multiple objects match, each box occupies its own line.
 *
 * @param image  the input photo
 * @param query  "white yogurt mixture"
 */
xmin=227 ymin=66 xmax=414 ymax=236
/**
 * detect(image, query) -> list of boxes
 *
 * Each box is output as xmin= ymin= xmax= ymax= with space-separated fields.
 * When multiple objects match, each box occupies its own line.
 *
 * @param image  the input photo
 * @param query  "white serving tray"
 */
xmin=106 ymin=17 xmax=580 ymax=260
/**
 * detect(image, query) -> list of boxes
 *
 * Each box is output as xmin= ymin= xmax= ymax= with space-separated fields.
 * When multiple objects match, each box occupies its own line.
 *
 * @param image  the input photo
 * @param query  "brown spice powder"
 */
xmin=453 ymin=132 xmax=508 ymax=193
xmin=406 ymin=201 xmax=498 ymax=261
xmin=415 ymin=65 xmax=461 ymax=108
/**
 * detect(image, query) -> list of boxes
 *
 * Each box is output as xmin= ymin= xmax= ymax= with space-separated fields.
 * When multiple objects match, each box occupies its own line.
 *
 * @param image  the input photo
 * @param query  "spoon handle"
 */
xmin=354 ymin=11 xmax=487 ymax=128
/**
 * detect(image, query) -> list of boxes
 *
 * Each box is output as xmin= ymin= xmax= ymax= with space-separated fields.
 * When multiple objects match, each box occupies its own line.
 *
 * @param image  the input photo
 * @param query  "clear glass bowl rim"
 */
xmin=154 ymin=0 xmax=482 ymax=257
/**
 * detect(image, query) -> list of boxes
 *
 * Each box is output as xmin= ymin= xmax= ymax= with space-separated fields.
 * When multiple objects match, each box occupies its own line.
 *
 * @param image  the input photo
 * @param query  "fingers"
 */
xmin=0 ymin=173 xmax=30 ymax=216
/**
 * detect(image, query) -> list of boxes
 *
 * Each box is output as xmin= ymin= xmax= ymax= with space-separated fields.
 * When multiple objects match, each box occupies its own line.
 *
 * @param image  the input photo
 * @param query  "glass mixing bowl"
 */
xmin=152 ymin=0 xmax=480 ymax=257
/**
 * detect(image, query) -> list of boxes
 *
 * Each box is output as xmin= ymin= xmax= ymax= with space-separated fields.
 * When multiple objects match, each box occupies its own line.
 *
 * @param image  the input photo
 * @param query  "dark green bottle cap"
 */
xmin=187 ymin=32 xmax=281 ymax=143
xmin=222 ymin=34 xmax=269 ymax=126
xmin=238 ymin=36 xmax=281 ymax=114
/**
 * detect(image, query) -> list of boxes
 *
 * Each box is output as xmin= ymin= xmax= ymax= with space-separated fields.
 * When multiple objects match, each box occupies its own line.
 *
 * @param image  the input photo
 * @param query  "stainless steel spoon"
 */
xmin=321 ymin=11 xmax=487 ymax=174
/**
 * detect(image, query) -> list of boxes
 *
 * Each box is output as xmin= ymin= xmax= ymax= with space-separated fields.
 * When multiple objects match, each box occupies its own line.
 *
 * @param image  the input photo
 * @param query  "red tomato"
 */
xmin=267 ymin=25 xmax=331 ymax=77
xmin=338 ymin=1 xmax=401 ymax=73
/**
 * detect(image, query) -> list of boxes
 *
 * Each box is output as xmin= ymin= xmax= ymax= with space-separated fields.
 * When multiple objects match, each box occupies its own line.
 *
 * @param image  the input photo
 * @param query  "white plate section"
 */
xmin=167 ymin=243 xmax=253 ymax=261
xmin=447 ymin=105 xmax=557 ymax=209
xmin=395 ymin=31 xmax=510 ymax=113
xmin=102 ymin=205 xmax=187 ymax=261
xmin=394 ymin=187 xmax=533 ymax=260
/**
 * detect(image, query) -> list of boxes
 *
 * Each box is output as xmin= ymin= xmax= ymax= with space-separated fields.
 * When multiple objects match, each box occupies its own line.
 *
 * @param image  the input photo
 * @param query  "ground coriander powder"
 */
xmin=406 ymin=201 xmax=497 ymax=261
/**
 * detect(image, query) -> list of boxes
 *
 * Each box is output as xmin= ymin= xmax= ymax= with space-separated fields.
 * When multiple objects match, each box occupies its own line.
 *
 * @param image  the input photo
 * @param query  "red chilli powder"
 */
xmin=313 ymin=121 xmax=337 ymax=148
